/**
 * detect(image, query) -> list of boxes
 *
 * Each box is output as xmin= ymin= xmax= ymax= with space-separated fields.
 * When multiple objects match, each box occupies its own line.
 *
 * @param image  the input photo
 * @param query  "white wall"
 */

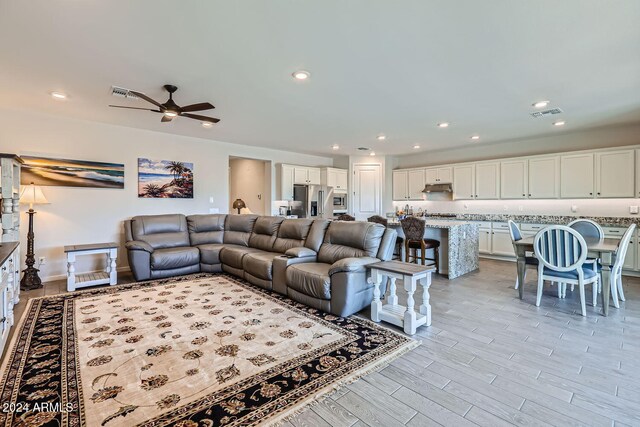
xmin=229 ymin=157 xmax=269 ymax=214
xmin=0 ymin=108 xmax=333 ymax=281
xmin=394 ymin=123 xmax=640 ymax=168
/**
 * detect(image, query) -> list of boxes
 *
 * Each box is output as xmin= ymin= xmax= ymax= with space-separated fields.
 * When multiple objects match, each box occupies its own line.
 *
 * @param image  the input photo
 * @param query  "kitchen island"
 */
xmin=388 ymin=219 xmax=479 ymax=279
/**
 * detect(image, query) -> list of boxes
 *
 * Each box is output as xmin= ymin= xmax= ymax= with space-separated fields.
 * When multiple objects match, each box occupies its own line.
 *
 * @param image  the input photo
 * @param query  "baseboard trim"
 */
xmin=41 ymin=266 xmax=131 ymax=284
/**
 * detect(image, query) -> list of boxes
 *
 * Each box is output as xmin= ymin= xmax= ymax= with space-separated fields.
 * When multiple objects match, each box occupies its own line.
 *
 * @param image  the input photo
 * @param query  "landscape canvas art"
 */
xmin=21 ymin=156 xmax=125 ymax=188
xmin=138 ymin=158 xmax=194 ymax=198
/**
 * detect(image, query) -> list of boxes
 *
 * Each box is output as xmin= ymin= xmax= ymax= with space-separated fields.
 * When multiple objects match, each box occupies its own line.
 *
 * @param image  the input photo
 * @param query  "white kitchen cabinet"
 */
xmin=453 ymin=164 xmax=475 ymax=200
xmin=475 ymin=162 xmax=500 ymax=199
xmin=334 ymin=169 xmax=348 ymax=191
xmin=491 ymin=229 xmax=516 ymax=256
xmin=479 ymin=228 xmax=491 ymax=254
xmin=393 ymin=170 xmax=408 ymax=200
xmin=280 ymin=164 xmax=295 ymax=200
xmin=425 ymin=166 xmax=453 ymax=184
xmin=323 ymin=168 xmax=348 ymax=191
xmin=407 ymin=169 xmax=426 ymax=200
xmin=595 ymin=150 xmax=634 ymax=198
xmin=500 ymin=160 xmax=527 ymax=199
xmin=560 ymin=153 xmax=594 ymax=198
xmin=528 ymin=157 xmax=560 ymax=199
xmin=293 ymin=166 xmax=321 ymax=185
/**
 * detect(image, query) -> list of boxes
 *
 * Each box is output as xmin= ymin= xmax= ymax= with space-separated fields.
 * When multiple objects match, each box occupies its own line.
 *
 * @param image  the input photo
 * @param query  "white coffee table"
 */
xmin=367 ymin=261 xmax=435 ymax=335
xmin=64 ymin=242 xmax=118 ymax=291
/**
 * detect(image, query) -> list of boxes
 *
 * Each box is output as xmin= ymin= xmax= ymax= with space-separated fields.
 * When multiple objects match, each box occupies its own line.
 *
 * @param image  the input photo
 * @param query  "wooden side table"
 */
xmin=367 ymin=261 xmax=435 ymax=335
xmin=64 ymin=242 xmax=118 ymax=292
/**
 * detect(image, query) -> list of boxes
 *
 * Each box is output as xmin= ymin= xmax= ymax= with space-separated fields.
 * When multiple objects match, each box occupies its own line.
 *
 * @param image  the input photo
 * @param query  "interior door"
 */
xmin=353 ymin=164 xmax=381 ymax=220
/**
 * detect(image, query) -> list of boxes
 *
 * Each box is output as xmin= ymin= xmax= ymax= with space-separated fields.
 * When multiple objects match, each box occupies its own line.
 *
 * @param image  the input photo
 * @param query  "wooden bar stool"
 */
xmin=401 ymin=217 xmax=439 ymax=273
xmin=367 ymin=215 xmax=403 ymax=260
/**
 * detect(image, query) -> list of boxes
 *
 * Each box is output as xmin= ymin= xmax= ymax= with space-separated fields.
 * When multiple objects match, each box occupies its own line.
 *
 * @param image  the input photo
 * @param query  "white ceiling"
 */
xmin=1 ymin=1 xmax=639 ymax=157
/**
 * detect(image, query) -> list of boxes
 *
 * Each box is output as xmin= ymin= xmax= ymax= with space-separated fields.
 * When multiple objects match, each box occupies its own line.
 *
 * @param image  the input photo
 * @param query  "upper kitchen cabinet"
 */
xmin=528 ymin=156 xmax=560 ymax=199
xmin=407 ymin=169 xmax=426 ymax=199
xmin=322 ymin=168 xmax=348 ymax=191
xmin=425 ymin=166 xmax=453 ymax=184
xmin=280 ymin=164 xmax=295 ymax=200
xmin=294 ymin=166 xmax=321 ymax=185
xmin=453 ymin=164 xmax=475 ymax=200
xmin=393 ymin=168 xmax=426 ymax=200
xmin=560 ymin=153 xmax=594 ymax=198
xmin=595 ymin=150 xmax=634 ymax=198
xmin=500 ymin=159 xmax=527 ymax=199
xmin=475 ymin=162 xmax=500 ymax=199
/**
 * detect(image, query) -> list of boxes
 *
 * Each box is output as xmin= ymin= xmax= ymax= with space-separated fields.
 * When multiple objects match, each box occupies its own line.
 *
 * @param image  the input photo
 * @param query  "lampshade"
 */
xmin=232 ymin=199 xmax=246 ymax=209
xmin=20 ymin=183 xmax=49 ymax=209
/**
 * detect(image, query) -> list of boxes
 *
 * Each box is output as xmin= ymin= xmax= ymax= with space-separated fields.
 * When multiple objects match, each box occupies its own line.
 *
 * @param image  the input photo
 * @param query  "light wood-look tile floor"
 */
xmin=5 ymin=260 xmax=640 ymax=426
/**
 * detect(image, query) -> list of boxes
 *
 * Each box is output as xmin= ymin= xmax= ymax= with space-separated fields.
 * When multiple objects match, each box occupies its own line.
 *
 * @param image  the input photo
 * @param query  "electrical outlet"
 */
xmin=38 ymin=256 xmax=46 ymax=265
xmin=503 ymin=205 xmax=508 ymax=211
xmin=630 ymin=206 xmax=639 ymax=214
xmin=518 ymin=205 xmax=524 ymax=212
xmin=571 ymin=205 xmax=578 ymax=213
xmin=209 ymin=196 xmax=214 ymax=204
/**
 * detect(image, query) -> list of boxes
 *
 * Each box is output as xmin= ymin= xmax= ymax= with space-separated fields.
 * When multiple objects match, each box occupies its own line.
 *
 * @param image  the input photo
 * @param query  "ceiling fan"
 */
xmin=109 ymin=84 xmax=220 ymax=124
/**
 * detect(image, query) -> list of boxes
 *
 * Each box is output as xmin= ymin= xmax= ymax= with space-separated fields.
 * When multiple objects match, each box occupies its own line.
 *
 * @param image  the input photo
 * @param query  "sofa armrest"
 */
xmin=285 ymin=247 xmax=317 ymax=258
xmin=329 ymin=257 xmax=380 ymax=276
xmin=125 ymin=240 xmax=154 ymax=253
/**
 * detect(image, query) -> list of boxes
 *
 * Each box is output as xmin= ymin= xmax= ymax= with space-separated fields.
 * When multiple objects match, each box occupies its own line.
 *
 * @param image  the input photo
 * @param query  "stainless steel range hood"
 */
xmin=422 ymin=183 xmax=453 ymax=193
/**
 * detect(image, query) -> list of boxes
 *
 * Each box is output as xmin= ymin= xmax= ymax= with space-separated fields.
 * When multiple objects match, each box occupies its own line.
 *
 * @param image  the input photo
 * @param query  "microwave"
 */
xmin=333 ymin=195 xmax=347 ymax=210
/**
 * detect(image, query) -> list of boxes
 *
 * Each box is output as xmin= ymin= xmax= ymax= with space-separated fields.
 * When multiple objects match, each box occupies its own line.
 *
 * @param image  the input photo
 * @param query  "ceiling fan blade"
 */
xmin=180 ymin=102 xmax=215 ymax=112
xmin=161 ymin=115 xmax=174 ymax=123
xmin=109 ymin=105 xmax=160 ymax=111
xmin=129 ymin=91 xmax=164 ymax=109
xmin=181 ymin=113 xmax=220 ymax=123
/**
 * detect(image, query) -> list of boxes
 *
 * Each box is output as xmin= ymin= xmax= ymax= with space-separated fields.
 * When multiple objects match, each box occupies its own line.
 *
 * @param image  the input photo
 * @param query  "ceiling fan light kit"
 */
xmin=109 ymin=84 xmax=220 ymax=125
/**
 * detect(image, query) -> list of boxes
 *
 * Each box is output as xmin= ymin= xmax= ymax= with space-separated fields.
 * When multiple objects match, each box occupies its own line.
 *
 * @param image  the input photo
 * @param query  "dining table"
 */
xmin=513 ymin=235 xmax=620 ymax=316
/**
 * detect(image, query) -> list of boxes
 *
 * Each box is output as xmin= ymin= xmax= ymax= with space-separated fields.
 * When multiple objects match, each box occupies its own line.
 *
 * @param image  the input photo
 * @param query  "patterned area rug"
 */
xmin=0 ymin=274 xmax=417 ymax=427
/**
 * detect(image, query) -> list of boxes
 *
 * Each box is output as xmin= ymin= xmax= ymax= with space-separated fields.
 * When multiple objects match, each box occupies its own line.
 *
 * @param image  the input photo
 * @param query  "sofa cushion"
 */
xmin=151 ymin=247 xmax=200 ymax=270
xmin=286 ymin=263 xmax=332 ymax=300
xmin=187 ymin=214 xmax=226 ymax=245
xmin=197 ymin=243 xmax=225 ymax=265
xmin=224 ymin=215 xmax=259 ymax=246
xmin=219 ymin=245 xmax=263 ymax=269
xmin=248 ymin=216 xmax=284 ymax=252
xmin=130 ymin=214 xmax=190 ymax=249
xmin=243 ymin=252 xmax=281 ymax=280
xmin=317 ymin=222 xmax=385 ymax=265
xmin=273 ymin=219 xmax=314 ymax=253
xmin=305 ymin=220 xmax=330 ymax=252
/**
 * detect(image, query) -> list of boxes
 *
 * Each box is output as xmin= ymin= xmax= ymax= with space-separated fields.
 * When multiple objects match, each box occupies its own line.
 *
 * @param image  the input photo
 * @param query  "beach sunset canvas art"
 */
xmin=21 ymin=156 xmax=125 ymax=188
xmin=138 ymin=158 xmax=194 ymax=198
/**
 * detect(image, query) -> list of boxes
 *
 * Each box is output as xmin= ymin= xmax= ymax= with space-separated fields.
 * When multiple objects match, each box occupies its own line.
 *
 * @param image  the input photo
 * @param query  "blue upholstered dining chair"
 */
xmin=508 ymin=220 xmax=538 ymax=290
xmin=568 ymin=218 xmax=604 ymax=301
xmin=533 ymin=226 xmax=599 ymax=317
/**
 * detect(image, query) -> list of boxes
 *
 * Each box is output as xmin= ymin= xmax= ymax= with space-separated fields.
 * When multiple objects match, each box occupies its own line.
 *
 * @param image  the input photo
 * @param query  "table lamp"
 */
xmin=19 ymin=183 xmax=49 ymax=290
xmin=232 ymin=198 xmax=246 ymax=214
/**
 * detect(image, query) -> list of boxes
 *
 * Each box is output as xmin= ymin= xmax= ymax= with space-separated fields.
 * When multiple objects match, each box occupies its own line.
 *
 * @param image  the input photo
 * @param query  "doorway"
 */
xmin=229 ymin=157 xmax=271 ymax=215
xmin=352 ymin=163 xmax=382 ymax=220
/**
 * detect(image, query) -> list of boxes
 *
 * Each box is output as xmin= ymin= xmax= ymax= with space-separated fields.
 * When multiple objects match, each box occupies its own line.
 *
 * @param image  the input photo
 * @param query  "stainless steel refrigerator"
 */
xmin=291 ymin=184 xmax=334 ymax=219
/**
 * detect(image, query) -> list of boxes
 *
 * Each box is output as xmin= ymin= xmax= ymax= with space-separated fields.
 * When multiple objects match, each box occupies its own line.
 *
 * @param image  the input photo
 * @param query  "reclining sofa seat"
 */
xmin=283 ymin=221 xmax=396 ymax=317
xmin=124 ymin=214 xmax=199 ymax=281
xmin=186 ymin=214 xmax=227 ymax=273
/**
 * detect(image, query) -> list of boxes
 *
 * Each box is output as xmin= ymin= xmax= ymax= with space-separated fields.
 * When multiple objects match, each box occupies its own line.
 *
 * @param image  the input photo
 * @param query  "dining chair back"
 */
xmin=367 ymin=215 xmax=388 ymax=227
xmin=336 ymin=214 xmax=356 ymax=221
xmin=508 ymin=220 xmax=522 ymax=242
xmin=568 ymin=219 xmax=604 ymax=240
xmin=534 ymin=225 xmax=588 ymax=271
xmin=368 ymin=215 xmax=403 ymax=260
xmin=508 ymin=220 xmax=539 ymax=290
xmin=610 ymin=223 xmax=636 ymax=304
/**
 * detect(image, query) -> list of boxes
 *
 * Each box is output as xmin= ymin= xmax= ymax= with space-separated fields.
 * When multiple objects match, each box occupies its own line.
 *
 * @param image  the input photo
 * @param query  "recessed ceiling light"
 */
xmin=370 ymin=152 xmax=376 ymax=156
xmin=470 ymin=135 xmax=480 ymax=140
xmin=553 ymin=121 xmax=566 ymax=126
xmin=51 ymin=92 xmax=67 ymax=100
xmin=164 ymin=110 xmax=178 ymax=118
xmin=377 ymin=134 xmax=386 ymax=141
xmin=292 ymin=70 xmax=310 ymax=80
xmin=437 ymin=122 xmax=449 ymax=128
xmin=332 ymin=144 xmax=340 ymax=150
xmin=202 ymin=121 xmax=214 ymax=128
xmin=533 ymin=100 xmax=550 ymax=108
xmin=413 ymin=144 xmax=421 ymax=149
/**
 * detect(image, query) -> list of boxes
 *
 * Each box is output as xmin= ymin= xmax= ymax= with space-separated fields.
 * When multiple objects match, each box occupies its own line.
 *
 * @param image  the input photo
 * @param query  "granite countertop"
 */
xmin=388 ymin=219 xmax=476 ymax=228
xmin=424 ymin=213 xmax=640 ymax=227
xmin=0 ymin=242 xmax=19 ymax=265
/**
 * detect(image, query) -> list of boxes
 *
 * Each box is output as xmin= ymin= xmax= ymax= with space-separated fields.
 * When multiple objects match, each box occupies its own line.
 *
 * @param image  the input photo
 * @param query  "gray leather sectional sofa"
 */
xmin=124 ymin=213 xmax=396 ymax=316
